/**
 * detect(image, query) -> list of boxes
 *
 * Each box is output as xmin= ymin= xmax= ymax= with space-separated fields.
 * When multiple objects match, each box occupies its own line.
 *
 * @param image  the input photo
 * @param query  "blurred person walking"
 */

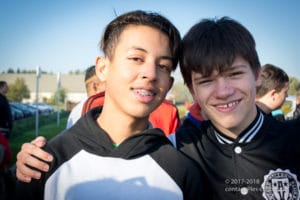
xmin=0 ymin=80 xmax=14 ymax=200
xmin=0 ymin=81 xmax=13 ymax=139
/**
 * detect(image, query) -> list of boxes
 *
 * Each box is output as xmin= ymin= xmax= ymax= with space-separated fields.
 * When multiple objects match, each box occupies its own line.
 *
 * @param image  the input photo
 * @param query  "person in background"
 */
xmin=255 ymin=63 xmax=289 ymax=120
xmin=0 ymin=81 xmax=13 ymax=139
xmin=174 ymin=17 xmax=300 ymax=199
xmin=283 ymin=94 xmax=300 ymax=128
xmin=292 ymin=94 xmax=300 ymax=120
xmin=149 ymin=99 xmax=180 ymax=135
xmin=0 ymin=132 xmax=13 ymax=200
xmin=14 ymin=10 xmax=205 ymax=200
xmin=183 ymin=102 xmax=207 ymax=126
xmin=0 ymin=81 xmax=13 ymax=200
xmin=66 ymin=65 xmax=105 ymax=129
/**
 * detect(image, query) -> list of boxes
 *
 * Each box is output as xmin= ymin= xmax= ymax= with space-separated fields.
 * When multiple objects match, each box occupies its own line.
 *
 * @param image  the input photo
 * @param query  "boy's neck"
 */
xmin=97 ymin=106 xmax=149 ymax=145
xmin=255 ymin=101 xmax=271 ymax=114
xmin=213 ymin=106 xmax=258 ymax=139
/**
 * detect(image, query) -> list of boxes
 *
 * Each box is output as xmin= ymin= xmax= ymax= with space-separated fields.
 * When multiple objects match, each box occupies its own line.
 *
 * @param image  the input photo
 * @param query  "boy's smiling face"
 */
xmin=190 ymin=56 xmax=261 ymax=137
xmin=98 ymin=25 xmax=174 ymax=120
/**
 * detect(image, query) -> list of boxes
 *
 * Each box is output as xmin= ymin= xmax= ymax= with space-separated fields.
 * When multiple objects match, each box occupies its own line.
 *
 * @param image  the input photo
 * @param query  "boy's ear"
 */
xmin=255 ymin=69 xmax=262 ymax=87
xmin=269 ymin=89 xmax=278 ymax=100
xmin=95 ymin=56 xmax=108 ymax=82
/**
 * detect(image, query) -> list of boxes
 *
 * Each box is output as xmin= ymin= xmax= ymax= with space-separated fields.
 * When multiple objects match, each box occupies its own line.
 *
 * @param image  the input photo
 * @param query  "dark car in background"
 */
xmin=29 ymin=102 xmax=55 ymax=115
xmin=10 ymin=102 xmax=36 ymax=117
xmin=22 ymin=104 xmax=40 ymax=115
xmin=10 ymin=105 xmax=24 ymax=120
xmin=9 ymin=102 xmax=54 ymax=120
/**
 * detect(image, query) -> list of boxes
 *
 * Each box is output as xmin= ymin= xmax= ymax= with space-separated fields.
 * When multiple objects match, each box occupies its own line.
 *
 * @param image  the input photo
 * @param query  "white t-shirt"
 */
xmin=66 ymin=97 xmax=88 ymax=129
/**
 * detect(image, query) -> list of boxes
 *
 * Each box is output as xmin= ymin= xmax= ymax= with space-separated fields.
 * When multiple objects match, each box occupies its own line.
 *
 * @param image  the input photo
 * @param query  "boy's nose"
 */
xmin=215 ymin=78 xmax=234 ymax=98
xmin=140 ymin=62 xmax=157 ymax=81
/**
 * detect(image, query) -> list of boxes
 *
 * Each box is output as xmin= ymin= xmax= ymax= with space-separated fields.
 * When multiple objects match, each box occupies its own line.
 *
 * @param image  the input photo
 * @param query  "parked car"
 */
xmin=10 ymin=105 xmax=24 ymax=120
xmin=25 ymin=104 xmax=43 ymax=115
xmin=22 ymin=104 xmax=39 ymax=115
xmin=10 ymin=102 xmax=36 ymax=117
xmin=30 ymin=102 xmax=55 ymax=115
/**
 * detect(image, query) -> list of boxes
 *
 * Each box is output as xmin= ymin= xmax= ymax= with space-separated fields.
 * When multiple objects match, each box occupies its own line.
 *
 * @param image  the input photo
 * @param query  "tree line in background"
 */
xmin=6 ymin=78 xmax=67 ymax=104
xmin=4 ymin=75 xmax=300 ymax=106
xmin=2 ymin=68 xmax=85 ymax=75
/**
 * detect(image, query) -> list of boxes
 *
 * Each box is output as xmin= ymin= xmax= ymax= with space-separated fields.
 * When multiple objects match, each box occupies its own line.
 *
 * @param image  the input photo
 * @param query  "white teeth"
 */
xmin=217 ymin=101 xmax=238 ymax=108
xmin=136 ymin=89 xmax=154 ymax=96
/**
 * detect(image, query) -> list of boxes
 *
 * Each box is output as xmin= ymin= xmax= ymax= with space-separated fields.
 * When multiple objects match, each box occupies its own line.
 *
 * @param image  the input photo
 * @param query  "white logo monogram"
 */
xmin=262 ymin=169 xmax=300 ymax=200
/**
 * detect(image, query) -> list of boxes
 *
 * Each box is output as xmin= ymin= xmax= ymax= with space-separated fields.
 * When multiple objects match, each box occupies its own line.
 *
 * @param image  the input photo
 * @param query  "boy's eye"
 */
xmin=130 ymin=57 xmax=143 ymax=63
xmin=157 ymin=64 xmax=172 ymax=73
xmin=193 ymin=75 xmax=212 ymax=85
xmin=197 ymin=79 xmax=212 ymax=85
xmin=229 ymin=71 xmax=243 ymax=77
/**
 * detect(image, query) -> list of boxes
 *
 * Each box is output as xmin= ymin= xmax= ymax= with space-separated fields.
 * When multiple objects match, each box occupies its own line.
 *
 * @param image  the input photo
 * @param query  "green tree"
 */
xmin=288 ymin=76 xmax=300 ymax=95
xmin=7 ymin=68 xmax=14 ymax=73
xmin=47 ymin=87 xmax=67 ymax=105
xmin=7 ymin=78 xmax=30 ymax=102
xmin=171 ymin=81 xmax=193 ymax=105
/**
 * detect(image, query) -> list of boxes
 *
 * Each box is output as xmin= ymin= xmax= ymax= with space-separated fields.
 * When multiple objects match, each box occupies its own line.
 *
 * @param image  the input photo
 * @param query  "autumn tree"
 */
xmin=47 ymin=87 xmax=67 ymax=105
xmin=6 ymin=78 xmax=30 ymax=102
xmin=170 ymin=81 xmax=193 ymax=105
xmin=288 ymin=76 xmax=300 ymax=95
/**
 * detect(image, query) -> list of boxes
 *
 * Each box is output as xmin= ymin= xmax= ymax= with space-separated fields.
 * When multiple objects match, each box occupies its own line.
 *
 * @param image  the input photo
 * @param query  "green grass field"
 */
xmin=9 ymin=111 xmax=69 ymax=167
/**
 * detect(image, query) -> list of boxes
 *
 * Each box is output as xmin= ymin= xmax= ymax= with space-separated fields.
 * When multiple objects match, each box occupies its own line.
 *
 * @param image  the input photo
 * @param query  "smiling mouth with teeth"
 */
xmin=136 ymin=89 xmax=155 ymax=96
xmin=217 ymin=101 xmax=239 ymax=108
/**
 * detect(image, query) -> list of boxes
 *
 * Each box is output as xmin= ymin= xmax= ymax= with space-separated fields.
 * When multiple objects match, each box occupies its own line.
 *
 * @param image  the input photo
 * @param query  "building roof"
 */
xmin=0 ymin=73 xmax=85 ymax=93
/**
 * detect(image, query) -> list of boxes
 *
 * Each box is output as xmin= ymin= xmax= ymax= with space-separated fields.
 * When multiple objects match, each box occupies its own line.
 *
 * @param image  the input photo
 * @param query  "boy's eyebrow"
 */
xmin=192 ymin=73 xmax=206 ymax=80
xmin=194 ymin=75 xmax=210 ymax=81
xmin=160 ymin=55 xmax=173 ymax=62
xmin=128 ymin=46 xmax=173 ymax=61
xmin=231 ymin=64 xmax=249 ymax=69
xmin=128 ymin=46 xmax=147 ymax=53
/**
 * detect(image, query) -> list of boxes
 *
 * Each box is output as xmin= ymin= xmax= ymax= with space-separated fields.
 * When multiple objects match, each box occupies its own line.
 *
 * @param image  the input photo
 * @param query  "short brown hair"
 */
xmin=256 ymin=64 xmax=289 ymax=98
xmin=100 ymin=10 xmax=181 ymax=71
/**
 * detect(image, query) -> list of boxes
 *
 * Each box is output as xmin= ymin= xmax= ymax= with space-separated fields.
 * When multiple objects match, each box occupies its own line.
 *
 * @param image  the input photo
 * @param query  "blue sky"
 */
xmin=0 ymin=0 xmax=299 ymax=80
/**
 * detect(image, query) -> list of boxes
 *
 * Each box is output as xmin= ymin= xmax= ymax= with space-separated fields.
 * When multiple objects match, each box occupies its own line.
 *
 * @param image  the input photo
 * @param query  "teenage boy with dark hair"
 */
xmin=175 ymin=17 xmax=300 ymax=199
xmin=14 ymin=10 xmax=205 ymax=200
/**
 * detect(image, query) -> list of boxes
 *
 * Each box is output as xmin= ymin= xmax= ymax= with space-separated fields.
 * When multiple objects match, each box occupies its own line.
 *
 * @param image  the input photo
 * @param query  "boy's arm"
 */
xmin=16 ymin=136 xmax=53 ymax=182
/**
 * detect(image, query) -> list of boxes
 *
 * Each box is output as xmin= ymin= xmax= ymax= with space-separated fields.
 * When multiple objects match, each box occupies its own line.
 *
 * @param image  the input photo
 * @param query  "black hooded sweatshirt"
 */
xmin=15 ymin=107 xmax=206 ymax=200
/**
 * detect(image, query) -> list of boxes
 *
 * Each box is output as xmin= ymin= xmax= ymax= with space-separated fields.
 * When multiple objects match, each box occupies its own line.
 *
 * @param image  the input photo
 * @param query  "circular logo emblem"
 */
xmin=261 ymin=169 xmax=300 ymax=200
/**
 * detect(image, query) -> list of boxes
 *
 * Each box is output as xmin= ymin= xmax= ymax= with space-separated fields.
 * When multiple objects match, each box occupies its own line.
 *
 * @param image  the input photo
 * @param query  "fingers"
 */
xmin=24 ymin=138 xmax=54 ymax=163
xmin=15 ymin=139 xmax=53 ymax=182
xmin=31 ymin=136 xmax=47 ymax=147
xmin=16 ymin=162 xmax=39 ymax=183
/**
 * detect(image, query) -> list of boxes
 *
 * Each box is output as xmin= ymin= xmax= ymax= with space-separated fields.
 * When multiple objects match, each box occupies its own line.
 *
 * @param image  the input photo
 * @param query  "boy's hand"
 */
xmin=16 ymin=136 xmax=53 ymax=182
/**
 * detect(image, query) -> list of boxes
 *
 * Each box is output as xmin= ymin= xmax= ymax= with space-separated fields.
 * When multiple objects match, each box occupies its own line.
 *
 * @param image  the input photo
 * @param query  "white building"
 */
xmin=0 ymin=73 xmax=86 ymax=104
